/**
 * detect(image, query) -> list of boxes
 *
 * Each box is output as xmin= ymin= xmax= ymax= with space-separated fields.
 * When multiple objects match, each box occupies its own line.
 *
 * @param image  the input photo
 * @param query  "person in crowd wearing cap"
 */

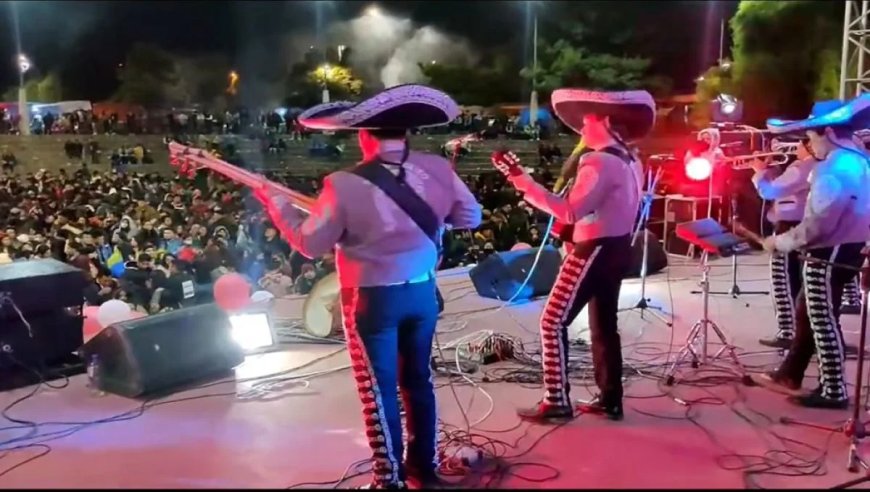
xmin=750 ymin=136 xmax=821 ymax=349
xmin=254 ymin=88 xmax=482 ymax=489
xmin=756 ymin=94 xmax=870 ymax=409
xmin=490 ymin=89 xmax=654 ymax=422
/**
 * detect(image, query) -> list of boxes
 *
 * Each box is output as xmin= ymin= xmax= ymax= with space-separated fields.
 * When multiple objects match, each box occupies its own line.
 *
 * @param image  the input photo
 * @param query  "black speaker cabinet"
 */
xmin=626 ymin=230 xmax=668 ymax=278
xmin=79 ymin=303 xmax=245 ymax=398
xmin=469 ymin=246 xmax=562 ymax=301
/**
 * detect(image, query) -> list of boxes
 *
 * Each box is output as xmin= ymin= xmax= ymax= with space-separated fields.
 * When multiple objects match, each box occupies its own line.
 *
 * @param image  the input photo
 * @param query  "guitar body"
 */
xmin=550 ymin=221 xmax=574 ymax=243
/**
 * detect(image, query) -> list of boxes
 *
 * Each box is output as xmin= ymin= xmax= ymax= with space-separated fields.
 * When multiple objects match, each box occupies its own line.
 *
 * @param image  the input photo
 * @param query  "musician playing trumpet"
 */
xmin=750 ymin=138 xmax=819 ymax=350
xmin=754 ymin=97 xmax=870 ymax=409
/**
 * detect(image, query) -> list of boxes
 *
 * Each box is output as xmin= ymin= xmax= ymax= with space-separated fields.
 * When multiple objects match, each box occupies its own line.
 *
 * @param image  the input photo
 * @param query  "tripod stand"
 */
xmin=778 ymin=258 xmax=870 ymax=482
xmin=665 ymin=250 xmax=753 ymax=386
xmin=620 ymin=166 xmax=672 ymax=326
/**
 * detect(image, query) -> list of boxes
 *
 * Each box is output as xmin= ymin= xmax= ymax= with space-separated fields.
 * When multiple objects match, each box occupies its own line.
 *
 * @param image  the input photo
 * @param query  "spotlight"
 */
xmin=712 ymin=94 xmax=743 ymax=123
xmin=229 ymin=311 xmax=277 ymax=353
xmin=365 ymin=5 xmax=381 ymax=17
xmin=685 ymin=156 xmax=713 ymax=181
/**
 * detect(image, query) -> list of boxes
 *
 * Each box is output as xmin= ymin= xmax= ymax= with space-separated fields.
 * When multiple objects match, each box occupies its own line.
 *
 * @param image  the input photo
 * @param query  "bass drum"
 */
xmin=302 ymin=272 xmax=343 ymax=338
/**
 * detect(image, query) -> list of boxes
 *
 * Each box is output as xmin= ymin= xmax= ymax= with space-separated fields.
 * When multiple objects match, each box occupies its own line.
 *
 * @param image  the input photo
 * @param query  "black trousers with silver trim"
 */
xmin=539 ymin=234 xmax=631 ymax=408
xmin=769 ymin=221 xmax=802 ymax=340
xmin=778 ymin=243 xmax=865 ymax=401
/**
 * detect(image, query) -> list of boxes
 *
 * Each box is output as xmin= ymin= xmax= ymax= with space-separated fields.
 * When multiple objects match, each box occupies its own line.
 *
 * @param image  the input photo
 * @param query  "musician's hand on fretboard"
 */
xmin=490 ymin=150 xmax=524 ymax=178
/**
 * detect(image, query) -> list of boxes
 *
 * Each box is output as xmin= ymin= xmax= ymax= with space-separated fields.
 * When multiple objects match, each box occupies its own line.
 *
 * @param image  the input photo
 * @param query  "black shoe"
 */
xmin=516 ymin=401 xmax=575 ymax=423
xmin=841 ymin=304 xmax=862 ymax=315
xmin=576 ymin=397 xmax=624 ymax=421
xmin=788 ymin=387 xmax=848 ymax=410
xmin=753 ymin=370 xmax=804 ymax=396
xmin=759 ymin=337 xmax=792 ymax=350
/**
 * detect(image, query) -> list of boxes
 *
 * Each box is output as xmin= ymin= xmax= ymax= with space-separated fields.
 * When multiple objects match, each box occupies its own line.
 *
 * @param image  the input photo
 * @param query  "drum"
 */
xmin=302 ymin=273 xmax=343 ymax=338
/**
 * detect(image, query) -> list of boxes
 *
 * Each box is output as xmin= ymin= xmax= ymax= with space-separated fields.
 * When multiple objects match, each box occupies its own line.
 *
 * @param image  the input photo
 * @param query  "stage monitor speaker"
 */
xmin=626 ymin=230 xmax=668 ymax=278
xmin=79 ymin=303 xmax=245 ymax=398
xmin=0 ymin=259 xmax=86 ymax=374
xmin=469 ymin=246 xmax=562 ymax=301
xmin=0 ymin=259 xmax=86 ymax=317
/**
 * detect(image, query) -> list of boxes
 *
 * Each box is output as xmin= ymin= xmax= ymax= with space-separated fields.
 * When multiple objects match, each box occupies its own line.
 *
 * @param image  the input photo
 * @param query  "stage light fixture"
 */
xmin=685 ymin=156 xmax=713 ymax=181
xmin=229 ymin=311 xmax=277 ymax=353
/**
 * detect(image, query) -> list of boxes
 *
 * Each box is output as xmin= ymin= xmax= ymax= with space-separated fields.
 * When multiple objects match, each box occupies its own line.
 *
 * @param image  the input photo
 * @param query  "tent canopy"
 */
xmin=518 ymin=106 xmax=553 ymax=127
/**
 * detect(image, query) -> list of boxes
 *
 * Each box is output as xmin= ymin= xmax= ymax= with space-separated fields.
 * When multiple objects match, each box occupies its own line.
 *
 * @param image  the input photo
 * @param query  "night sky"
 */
xmin=0 ymin=0 xmax=739 ymax=102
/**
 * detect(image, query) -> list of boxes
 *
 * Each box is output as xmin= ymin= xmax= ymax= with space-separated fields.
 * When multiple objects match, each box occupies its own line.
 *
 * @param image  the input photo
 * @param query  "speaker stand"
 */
xmin=619 ymin=167 xmax=672 ymax=327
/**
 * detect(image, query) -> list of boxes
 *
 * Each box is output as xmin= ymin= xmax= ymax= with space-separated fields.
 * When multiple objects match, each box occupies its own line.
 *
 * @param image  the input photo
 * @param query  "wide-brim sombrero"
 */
xmin=551 ymin=89 xmax=656 ymax=141
xmin=297 ymin=101 xmax=355 ymax=122
xmin=298 ymin=84 xmax=460 ymax=131
xmin=767 ymin=96 xmax=870 ymax=135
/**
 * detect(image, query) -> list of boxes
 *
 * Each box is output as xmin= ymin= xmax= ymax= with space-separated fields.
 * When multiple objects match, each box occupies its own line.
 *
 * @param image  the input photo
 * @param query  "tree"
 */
xmin=171 ymin=54 xmax=234 ymax=110
xmin=419 ymin=57 xmax=522 ymax=105
xmin=113 ymin=43 xmax=179 ymax=108
xmin=3 ymin=72 xmax=65 ymax=102
xmin=308 ymin=64 xmax=363 ymax=100
xmin=726 ymin=0 xmax=842 ymax=124
xmin=521 ymin=39 xmax=660 ymax=97
xmin=691 ymin=65 xmax=736 ymax=127
xmin=284 ymin=53 xmax=364 ymax=108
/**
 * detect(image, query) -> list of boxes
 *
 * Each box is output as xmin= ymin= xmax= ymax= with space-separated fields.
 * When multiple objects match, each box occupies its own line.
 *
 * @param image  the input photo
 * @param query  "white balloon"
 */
xmin=250 ymin=290 xmax=275 ymax=304
xmin=96 ymin=300 xmax=133 ymax=328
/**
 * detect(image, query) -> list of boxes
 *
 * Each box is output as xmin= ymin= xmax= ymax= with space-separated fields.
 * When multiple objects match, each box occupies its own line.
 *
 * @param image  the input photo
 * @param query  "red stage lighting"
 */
xmin=685 ymin=156 xmax=713 ymax=181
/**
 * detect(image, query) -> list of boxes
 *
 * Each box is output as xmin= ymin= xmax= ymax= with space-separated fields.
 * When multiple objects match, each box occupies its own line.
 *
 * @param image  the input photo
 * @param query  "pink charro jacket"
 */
xmin=268 ymin=144 xmax=482 ymax=288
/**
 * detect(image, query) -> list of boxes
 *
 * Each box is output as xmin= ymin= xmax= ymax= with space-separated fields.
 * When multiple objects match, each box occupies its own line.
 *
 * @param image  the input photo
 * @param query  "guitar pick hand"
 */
xmin=490 ymin=150 xmax=525 ymax=178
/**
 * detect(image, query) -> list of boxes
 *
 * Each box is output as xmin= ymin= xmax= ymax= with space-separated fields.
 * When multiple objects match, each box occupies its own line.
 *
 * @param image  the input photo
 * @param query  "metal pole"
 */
xmin=719 ymin=17 xmax=725 ymax=64
xmin=529 ymin=3 xmax=539 ymax=128
xmin=841 ymin=1 xmax=854 ymax=100
xmin=860 ymin=1 xmax=869 ymax=96
xmin=18 ymin=71 xmax=28 ymax=136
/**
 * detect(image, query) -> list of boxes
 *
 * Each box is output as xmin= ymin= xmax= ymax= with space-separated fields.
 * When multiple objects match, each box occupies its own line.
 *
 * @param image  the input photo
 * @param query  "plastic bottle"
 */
xmin=87 ymin=354 xmax=105 ymax=396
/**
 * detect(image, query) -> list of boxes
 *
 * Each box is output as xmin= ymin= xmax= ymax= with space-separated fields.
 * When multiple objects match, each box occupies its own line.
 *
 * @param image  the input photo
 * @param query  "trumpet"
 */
xmin=725 ymin=141 xmax=800 ymax=169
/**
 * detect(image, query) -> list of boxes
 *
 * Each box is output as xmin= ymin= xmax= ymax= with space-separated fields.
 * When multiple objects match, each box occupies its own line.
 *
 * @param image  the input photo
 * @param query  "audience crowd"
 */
xmin=0 ymin=146 xmax=559 ymax=314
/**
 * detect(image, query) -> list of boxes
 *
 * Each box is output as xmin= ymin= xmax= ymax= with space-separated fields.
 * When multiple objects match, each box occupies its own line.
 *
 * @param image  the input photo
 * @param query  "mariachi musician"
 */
xmin=750 ymin=135 xmax=821 ymax=349
xmin=491 ymin=89 xmax=653 ymax=422
xmin=255 ymin=85 xmax=482 ymax=489
xmin=756 ymin=94 xmax=870 ymax=409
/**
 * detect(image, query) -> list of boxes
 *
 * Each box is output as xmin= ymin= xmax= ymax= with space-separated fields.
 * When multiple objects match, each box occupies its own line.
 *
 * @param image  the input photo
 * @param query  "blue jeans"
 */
xmin=340 ymin=278 xmax=439 ymax=487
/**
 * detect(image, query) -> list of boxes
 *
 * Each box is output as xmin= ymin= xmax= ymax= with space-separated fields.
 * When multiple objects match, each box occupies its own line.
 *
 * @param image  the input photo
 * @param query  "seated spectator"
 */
xmin=294 ymin=263 xmax=318 ymax=295
xmin=258 ymin=256 xmax=294 ymax=298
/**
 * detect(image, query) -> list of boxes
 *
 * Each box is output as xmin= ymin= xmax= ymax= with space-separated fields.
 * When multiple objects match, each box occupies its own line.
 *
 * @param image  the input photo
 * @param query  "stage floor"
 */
xmin=2 ymin=253 xmax=870 ymax=489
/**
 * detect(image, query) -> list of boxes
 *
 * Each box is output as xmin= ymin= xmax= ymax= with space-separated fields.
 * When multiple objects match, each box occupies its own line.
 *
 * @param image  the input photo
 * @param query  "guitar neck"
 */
xmin=168 ymin=142 xmax=315 ymax=213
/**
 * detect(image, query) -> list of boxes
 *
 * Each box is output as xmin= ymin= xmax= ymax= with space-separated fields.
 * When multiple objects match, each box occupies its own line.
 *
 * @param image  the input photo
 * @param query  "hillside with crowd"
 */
xmin=0 ymin=151 xmax=558 ymax=313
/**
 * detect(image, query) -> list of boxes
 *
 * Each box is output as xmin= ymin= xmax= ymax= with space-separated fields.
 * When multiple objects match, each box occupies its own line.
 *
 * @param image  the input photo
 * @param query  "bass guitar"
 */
xmin=167 ymin=142 xmax=315 ymax=213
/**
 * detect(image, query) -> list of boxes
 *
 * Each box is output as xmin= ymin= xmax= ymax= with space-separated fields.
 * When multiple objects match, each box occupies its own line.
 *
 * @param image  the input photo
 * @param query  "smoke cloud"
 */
xmin=325 ymin=11 xmax=478 ymax=88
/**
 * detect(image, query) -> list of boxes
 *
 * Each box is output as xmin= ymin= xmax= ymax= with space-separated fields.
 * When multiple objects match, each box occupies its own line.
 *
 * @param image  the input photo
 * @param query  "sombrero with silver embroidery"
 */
xmin=298 ymin=84 xmax=460 ymax=130
xmin=767 ymin=95 xmax=870 ymax=135
xmin=297 ymin=101 xmax=355 ymax=121
xmin=550 ymin=89 xmax=657 ymax=141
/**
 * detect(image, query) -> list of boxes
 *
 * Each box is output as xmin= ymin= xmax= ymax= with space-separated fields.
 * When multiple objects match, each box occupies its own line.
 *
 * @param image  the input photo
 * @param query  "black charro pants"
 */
xmin=539 ymin=234 xmax=631 ymax=408
xmin=769 ymin=221 xmax=803 ymax=340
xmin=778 ymin=243 xmax=865 ymax=401
xmin=340 ymin=278 xmax=439 ymax=488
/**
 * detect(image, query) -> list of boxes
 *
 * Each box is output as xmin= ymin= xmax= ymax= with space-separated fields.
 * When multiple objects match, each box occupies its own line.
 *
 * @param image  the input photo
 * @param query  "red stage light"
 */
xmin=685 ymin=156 xmax=713 ymax=181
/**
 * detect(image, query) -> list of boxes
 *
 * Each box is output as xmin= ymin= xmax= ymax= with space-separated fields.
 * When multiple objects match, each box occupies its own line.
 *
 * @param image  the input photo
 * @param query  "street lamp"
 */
xmin=319 ymin=64 xmax=333 ymax=103
xmin=17 ymin=53 xmax=30 ymax=136
xmin=527 ymin=1 xmax=539 ymax=128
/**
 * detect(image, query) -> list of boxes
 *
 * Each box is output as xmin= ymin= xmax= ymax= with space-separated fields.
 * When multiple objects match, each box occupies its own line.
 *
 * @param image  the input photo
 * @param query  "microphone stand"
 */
xmin=619 ymin=166 xmax=672 ymax=326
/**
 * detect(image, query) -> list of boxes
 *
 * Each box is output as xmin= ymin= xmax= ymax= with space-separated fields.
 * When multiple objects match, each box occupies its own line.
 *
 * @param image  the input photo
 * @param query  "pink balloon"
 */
xmin=214 ymin=273 xmax=252 ymax=311
xmin=82 ymin=306 xmax=103 ymax=339
xmin=511 ymin=242 xmax=532 ymax=251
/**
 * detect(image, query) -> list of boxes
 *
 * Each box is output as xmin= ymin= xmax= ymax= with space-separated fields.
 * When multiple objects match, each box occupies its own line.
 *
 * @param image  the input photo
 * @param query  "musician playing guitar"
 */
xmin=491 ymin=89 xmax=654 ymax=423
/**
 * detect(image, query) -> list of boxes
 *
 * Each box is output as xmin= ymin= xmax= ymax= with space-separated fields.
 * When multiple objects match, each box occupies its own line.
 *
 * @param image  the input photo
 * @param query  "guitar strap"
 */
xmin=350 ymin=155 xmax=443 ymax=256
